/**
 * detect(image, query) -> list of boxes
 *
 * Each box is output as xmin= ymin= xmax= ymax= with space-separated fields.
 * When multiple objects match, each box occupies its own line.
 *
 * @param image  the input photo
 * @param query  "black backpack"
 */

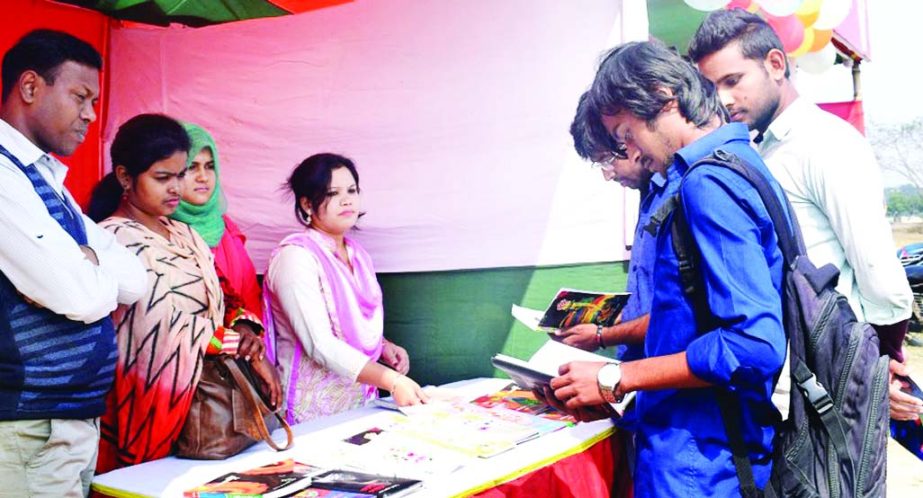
xmin=668 ymin=149 xmax=890 ymax=498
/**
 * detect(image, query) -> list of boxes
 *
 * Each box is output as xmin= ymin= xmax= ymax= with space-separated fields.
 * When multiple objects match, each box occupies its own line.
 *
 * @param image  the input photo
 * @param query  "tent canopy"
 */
xmin=57 ymin=0 xmax=350 ymax=26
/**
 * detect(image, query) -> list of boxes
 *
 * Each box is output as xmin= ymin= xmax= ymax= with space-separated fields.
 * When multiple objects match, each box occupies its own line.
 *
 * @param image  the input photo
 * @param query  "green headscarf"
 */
xmin=170 ymin=122 xmax=227 ymax=247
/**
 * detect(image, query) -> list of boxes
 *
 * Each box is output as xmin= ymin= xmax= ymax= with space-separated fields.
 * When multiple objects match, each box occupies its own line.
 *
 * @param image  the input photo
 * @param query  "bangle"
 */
xmin=389 ymin=374 xmax=404 ymax=393
xmin=596 ymin=324 xmax=605 ymax=349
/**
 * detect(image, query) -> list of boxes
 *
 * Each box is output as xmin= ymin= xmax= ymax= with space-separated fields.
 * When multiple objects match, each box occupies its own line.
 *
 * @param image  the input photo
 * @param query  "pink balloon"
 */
xmin=763 ymin=12 xmax=805 ymax=53
xmin=726 ymin=0 xmax=753 ymax=9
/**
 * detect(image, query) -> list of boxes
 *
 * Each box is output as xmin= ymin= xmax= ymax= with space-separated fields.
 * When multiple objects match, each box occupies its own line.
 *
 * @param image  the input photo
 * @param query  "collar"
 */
xmin=0 ymin=118 xmax=46 ymax=167
xmin=0 ymin=118 xmax=69 ymax=188
xmin=674 ymin=122 xmax=751 ymax=175
xmin=649 ymin=171 xmax=667 ymax=190
xmin=762 ymin=97 xmax=810 ymax=148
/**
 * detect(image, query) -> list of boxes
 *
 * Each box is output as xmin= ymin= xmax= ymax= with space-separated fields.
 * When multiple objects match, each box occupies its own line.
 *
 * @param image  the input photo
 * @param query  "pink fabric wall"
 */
xmin=106 ymin=0 xmax=636 ymax=273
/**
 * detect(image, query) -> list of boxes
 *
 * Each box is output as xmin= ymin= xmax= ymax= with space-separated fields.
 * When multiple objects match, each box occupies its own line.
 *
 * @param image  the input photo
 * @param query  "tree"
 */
xmin=867 ymin=118 xmax=923 ymax=193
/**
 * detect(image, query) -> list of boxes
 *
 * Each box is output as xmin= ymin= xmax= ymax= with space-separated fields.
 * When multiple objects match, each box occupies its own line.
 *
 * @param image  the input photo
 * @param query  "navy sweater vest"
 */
xmin=0 ymin=144 xmax=117 ymax=419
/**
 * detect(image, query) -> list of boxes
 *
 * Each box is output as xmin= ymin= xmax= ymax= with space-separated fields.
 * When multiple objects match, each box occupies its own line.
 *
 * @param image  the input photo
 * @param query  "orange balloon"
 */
xmin=789 ymin=28 xmax=815 ymax=58
xmin=795 ymin=0 xmax=823 ymax=27
xmin=810 ymin=29 xmax=833 ymax=52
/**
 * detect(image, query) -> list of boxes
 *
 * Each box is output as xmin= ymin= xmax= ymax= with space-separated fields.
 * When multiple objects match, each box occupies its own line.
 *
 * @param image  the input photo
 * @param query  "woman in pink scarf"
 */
xmin=264 ymin=153 xmax=427 ymax=423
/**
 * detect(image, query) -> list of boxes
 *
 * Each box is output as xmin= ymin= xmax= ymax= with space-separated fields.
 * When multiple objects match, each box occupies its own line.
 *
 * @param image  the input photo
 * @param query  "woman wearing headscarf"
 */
xmin=171 ymin=123 xmax=264 ymax=359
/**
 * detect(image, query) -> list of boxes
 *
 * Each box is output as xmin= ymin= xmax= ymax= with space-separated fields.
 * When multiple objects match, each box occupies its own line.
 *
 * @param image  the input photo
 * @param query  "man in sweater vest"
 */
xmin=0 ymin=30 xmax=146 ymax=497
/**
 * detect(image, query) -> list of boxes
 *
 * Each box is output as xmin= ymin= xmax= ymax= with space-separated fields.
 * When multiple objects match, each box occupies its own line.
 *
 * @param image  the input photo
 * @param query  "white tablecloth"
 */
xmin=91 ymin=378 xmax=615 ymax=498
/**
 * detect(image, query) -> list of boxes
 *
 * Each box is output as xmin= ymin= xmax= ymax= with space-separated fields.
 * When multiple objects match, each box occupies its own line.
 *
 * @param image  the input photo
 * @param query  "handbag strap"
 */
xmin=220 ymin=356 xmax=294 ymax=451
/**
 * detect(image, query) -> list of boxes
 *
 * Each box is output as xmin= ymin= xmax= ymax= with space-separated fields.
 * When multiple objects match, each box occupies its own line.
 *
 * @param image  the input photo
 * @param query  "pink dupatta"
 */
xmin=263 ymin=229 xmax=384 ymax=416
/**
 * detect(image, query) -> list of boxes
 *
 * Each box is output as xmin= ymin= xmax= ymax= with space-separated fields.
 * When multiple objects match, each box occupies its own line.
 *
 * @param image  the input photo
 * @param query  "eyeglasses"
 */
xmin=590 ymin=143 xmax=629 ymax=168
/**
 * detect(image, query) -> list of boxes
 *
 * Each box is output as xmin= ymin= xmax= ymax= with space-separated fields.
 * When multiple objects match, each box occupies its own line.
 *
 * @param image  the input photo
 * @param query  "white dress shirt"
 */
xmin=758 ymin=98 xmax=912 ymax=326
xmin=0 ymin=118 xmax=146 ymax=323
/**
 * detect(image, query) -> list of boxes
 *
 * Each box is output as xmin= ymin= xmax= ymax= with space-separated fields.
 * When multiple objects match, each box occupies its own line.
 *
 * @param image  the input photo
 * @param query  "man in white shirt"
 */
xmin=0 ymin=30 xmax=146 ymax=497
xmin=689 ymin=9 xmax=922 ymax=420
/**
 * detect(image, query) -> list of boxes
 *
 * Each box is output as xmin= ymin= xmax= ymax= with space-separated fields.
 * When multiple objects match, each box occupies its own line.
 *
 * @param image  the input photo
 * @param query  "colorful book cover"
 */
xmin=471 ymin=383 xmax=577 ymax=425
xmin=287 ymin=489 xmax=372 ymax=497
xmin=538 ymin=289 xmax=629 ymax=331
xmin=184 ymin=459 xmax=321 ymax=498
xmin=308 ymin=470 xmax=421 ymax=498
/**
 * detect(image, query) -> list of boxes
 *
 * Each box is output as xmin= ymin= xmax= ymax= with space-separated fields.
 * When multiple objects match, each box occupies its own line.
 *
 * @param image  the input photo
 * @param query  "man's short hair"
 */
xmin=589 ymin=40 xmax=727 ymax=129
xmin=2 ymin=29 xmax=102 ymax=101
xmin=687 ymin=8 xmax=790 ymax=77
xmin=570 ymin=91 xmax=619 ymax=160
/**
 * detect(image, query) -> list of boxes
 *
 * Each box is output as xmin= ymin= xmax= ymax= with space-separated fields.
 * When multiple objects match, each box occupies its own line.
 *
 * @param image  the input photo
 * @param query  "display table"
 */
xmin=91 ymin=378 xmax=627 ymax=497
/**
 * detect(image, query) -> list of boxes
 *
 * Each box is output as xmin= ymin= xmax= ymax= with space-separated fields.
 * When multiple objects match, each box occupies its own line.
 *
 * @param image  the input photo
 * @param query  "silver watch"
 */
xmin=597 ymin=362 xmax=622 ymax=404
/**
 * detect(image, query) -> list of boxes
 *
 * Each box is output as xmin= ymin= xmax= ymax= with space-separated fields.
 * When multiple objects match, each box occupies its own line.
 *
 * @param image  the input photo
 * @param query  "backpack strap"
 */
xmin=673 ymin=149 xmax=855 ymax=496
xmin=669 ymin=148 xmax=796 ymax=498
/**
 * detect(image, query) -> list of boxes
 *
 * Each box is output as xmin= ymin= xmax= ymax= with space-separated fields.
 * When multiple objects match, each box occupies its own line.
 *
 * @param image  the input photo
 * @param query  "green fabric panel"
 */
xmin=647 ymin=0 xmax=708 ymax=53
xmin=379 ymin=262 xmax=629 ymax=386
xmin=82 ymin=0 xmax=287 ymax=24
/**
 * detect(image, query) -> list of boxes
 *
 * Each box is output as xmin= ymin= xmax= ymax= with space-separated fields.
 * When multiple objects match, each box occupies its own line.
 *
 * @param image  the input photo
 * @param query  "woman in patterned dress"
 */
xmin=87 ymin=114 xmax=280 ymax=472
xmin=263 ymin=153 xmax=427 ymax=424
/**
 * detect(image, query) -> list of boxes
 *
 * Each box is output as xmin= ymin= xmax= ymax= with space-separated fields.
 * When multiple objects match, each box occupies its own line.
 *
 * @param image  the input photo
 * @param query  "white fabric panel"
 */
xmin=106 ymin=0 xmax=648 ymax=273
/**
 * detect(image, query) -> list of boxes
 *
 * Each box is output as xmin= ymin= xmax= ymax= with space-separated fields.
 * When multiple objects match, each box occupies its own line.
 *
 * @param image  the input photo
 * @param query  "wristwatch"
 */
xmin=597 ymin=362 xmax=623 ymax=404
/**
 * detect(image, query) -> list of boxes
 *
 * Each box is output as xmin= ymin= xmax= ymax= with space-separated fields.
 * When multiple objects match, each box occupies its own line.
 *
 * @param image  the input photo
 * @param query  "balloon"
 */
xmin=810 ymin=29 xmax=833 ymax=52
xmin=797 ymin=42 xmax=837 ymax=74
xmin=764 ymin=13 xmax=805 ymax=54
xmin=788 ymin=27 xmax=815 ymax=58
xmin=795 ymin=0 xmax=823 ymax=27
xmin=814 ymin=0 xmax=851 ymax=30
xmin=756 ymin=0 xmax=801 ymax=17
xmin=726 ymin=0 xmax=753 ymax=9
xmin=684 ymin=0 xmax=731 ymax=11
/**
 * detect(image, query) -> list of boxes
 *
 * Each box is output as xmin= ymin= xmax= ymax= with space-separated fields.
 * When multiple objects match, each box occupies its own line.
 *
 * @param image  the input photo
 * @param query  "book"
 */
xmin=381 ymin=401 xmax=526 ymax=458
xmin=336 ymin=426 xmax=468 ymax=478
xmin=287 ymin=490 xmax=372 ymax=497
xmin=470 ymin=383 xmax=577 ymax=425
xmin=305 ymin=470 xmax=422 ymax=498
xmin=491 ymin=340 xmax=636 ymax=418
xmin=512 ymin=288 xmax=630 ymax=333
xmin=184 ymin=459 xmax=322 ymax=498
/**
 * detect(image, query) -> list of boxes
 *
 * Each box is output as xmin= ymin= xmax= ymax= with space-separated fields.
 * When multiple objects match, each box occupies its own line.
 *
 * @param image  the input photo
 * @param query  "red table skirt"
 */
xmin=472 ymin=434 xmax=632 ymax=498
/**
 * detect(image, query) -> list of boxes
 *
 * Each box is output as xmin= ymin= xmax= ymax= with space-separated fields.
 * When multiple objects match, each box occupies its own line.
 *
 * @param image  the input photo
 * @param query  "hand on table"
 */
xmin=391 ymin=375 xmax=429 ymax=406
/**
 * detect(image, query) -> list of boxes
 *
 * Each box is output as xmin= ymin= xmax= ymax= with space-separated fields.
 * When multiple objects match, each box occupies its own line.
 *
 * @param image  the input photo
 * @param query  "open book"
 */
xmin=492 ymin=340 xmax=635 ymax=418
xmin=512 ymin=288 xmax=630 ymax=332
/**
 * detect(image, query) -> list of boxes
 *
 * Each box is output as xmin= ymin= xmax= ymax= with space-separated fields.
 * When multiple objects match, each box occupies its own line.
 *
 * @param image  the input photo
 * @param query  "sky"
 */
xmin=860 ymin=1 xmax=923 ymax=125
xmin=792 ymin=1 xmax=921 ymax=187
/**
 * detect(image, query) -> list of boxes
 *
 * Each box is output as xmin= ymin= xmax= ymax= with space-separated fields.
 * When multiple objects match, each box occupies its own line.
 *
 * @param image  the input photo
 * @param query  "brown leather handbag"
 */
xmin=175 ymin=355 xmax=293 ymax=459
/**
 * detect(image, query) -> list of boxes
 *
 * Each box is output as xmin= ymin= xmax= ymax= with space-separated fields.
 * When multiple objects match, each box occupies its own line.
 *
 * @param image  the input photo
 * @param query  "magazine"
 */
xmin=470 ymin=383 xmax=577 ymax=425
xmin=511 ymin=288 xmax=630 ymax=333
xmin=184 ymin=459 xmax=322 ymax=498
xmin=305 ymin=469 xmax=422 ymax=498
xmin=335 ymin=426 xmax=468 ymax=478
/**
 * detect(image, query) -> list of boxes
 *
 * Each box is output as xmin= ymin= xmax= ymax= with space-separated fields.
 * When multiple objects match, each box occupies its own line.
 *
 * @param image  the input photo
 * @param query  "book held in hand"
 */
xmin=512 ymin=288 xmax=630 ymax=333
xmin=491 ymin=340 xmax=636 ymax=418
xmin=183 ymin=459 xmax=321 ymax=498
